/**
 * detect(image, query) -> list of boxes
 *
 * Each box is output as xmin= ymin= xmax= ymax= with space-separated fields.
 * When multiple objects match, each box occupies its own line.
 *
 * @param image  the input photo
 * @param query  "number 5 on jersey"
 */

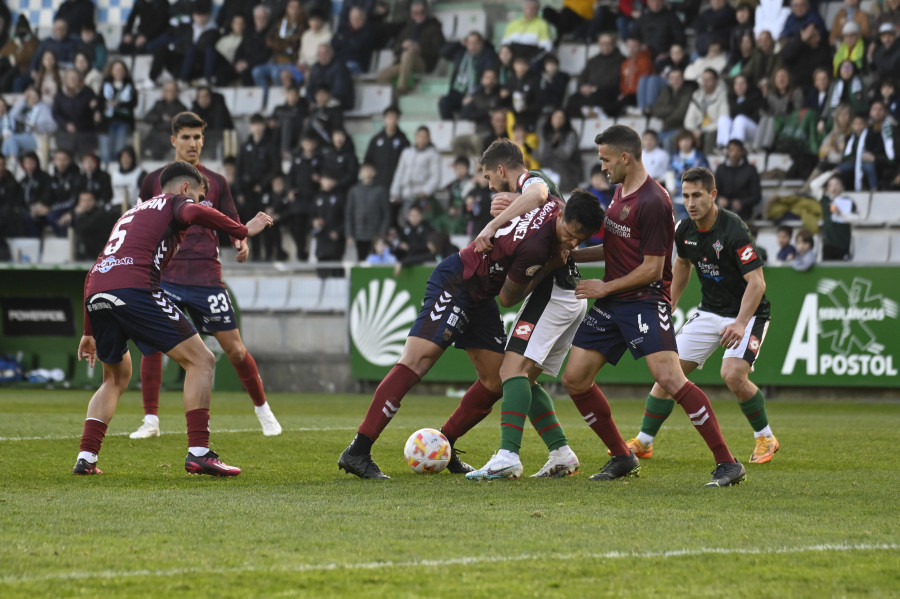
xmin=104 ymin=215 xmax=135 ymax=255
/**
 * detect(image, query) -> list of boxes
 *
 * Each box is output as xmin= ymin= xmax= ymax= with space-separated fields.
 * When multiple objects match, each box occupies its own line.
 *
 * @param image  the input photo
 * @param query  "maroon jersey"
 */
xmin=139 ymin=164 xmax=239 ymax=287
xmin=458 ymin=199 xmax=561 ymax=302
xmin=603 ymin=176 xmax=674 ymax=302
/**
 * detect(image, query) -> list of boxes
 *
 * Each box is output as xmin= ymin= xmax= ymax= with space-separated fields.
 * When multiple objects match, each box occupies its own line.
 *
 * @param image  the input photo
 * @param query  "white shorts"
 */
xmin=676 ymin=309 xmax=770 ymax=371
xmin=506 ymin=279 xmax=587 ymax=377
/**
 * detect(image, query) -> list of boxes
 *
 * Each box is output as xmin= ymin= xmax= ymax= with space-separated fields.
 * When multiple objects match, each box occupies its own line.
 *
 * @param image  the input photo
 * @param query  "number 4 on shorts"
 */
xmin=638 ymin=314 xmax=649 ymax=333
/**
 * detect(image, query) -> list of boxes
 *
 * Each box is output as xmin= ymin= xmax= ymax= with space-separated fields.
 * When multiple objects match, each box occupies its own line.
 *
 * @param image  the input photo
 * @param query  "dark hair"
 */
xmin=453 ymin=156 xmax=470 ymax=167
xmin=249 ymin=113 xmax=266 ymax=124
xmin=590 ymin=163 xmax=605 ymax=176
xmin=777 ymin=224 xmax=794 ymax=237
xmin=796 ymin=228 xmax=814 ymax=247
xmin=703 ymin=68 xmax=719 ymax=80
xmin=542 ymin=110 xmax=572 ymax=137
xmin=481 ymin=138 xmax=525 ymax=170
xmin=643 ymin=129 xmax=659 ymax=140
xmin=681 ymin=167 xmax=715 ymax=191
xmin=383 ymin=105 xmax=401 ymax=117
xmin=726 ymin=138 xmax=745 ymax=153
xmin=544 ymin=54 xmax=559 ymax=66
xmin=674 ymin=129 xmax=695 ymax=147
xmin=416 ymin=125 xmax=431 ymax=136
xmin=160 ymin=161 xmax=205 ymax=191
xmin=594 ymin=124 xmax=642 ymax=160
xmin=171 ymin=111 xmax=206 ymax=136
xmin=564 ymin=189 xmax=606 ymax=236
xmin=223 ymin=155 xmax=237 ymax=166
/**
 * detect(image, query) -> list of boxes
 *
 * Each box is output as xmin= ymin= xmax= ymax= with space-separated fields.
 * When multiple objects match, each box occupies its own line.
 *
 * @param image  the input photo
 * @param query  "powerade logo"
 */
xmin=93 ymin=256 xmax=134 ymax=273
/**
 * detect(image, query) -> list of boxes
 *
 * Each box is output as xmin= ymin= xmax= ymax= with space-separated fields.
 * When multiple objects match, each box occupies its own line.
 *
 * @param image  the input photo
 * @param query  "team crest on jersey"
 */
xmin=712 ymin=240 xmax=723 ymax=259
xmin=525 ymin=265 xmax=542 ymax=277
xmin=620 ymin=205 xmax=631 ymax=219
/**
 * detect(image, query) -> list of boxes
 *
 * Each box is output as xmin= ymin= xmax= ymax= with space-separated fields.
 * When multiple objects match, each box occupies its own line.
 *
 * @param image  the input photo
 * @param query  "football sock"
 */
xmin=185 ymin=408 xmax=210 ymax=450
xmin=570 ymin=384 xmax=629 ymax=456
xmin=528 ymin=384 xmax=568 ymax=452
xmin=440 ymin=379 xmax=502 ymax=443
xmin=499 ymin=376 xmax=532 ymax=453
xmin=79 ymin=418 xmax=107 ymax=456
xmin=755 ymin=425 xmax=773 ymax=438
xmin=673 ymin=381 xmax=734 ymax=464
xmin=348 ymin=433 xmax=374 ymax=456
xmin=188 ymin=447 xmax=210 ymax=457
xmin=140 ymin=353 xmax=163 ymax=416
xmin=234 ymin=352 xmax=266 ymax=407
xmin=77 ymin=451 xmax=98 ymax=463
xmin=357 ymin=363 xmax=420 ymax=443
xmin=639 ymin=393 xmax=675 ymax=439
xmin=739 ymin=389 xmax=769 ymax=434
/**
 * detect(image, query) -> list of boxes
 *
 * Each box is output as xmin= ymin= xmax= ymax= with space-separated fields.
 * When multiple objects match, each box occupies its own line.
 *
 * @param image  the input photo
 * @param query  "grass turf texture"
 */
xmin=0 ymin=389 xmax=898 ymax=598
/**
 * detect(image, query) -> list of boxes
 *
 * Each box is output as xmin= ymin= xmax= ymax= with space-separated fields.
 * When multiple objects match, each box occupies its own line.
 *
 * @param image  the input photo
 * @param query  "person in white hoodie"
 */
xmin=390 ymin=125 xmax=442 ymax=225
xmin=684 ymin=68 xmax=730 ymax=155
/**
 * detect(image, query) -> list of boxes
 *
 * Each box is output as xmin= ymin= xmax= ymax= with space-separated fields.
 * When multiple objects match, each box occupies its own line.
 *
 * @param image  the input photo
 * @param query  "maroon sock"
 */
xmin=440 ymin=380 xmax=503 ymax=443
xmin=233 ymin=352 xmax=266 ymax=407
xmin=79 ymin=418 xmax=108 ymax=455
xmin=140 ymin=353 xmax=163 ymax=416
xmin=357 ymin=364 xmax=420 ymax=442
xmin=673 ymin=381 xmax=734 ymax=464
xmin=185 ymin=408 xmax=210 ymax=449
xmin=570 ymin=384 xmax=629 ymax=455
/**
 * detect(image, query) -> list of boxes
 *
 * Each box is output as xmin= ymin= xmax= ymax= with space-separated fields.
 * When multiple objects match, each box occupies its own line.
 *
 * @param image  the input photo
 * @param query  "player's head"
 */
xmin=170 ymin=112 xmax=206 ymax=165
xmin=594 ymin=125 xmax=642 ymax=185
xmin=681 ymin=167 xmax=718 ymax=223
xmin=480 ymin=138 xmax=525 ymax=192
xmin=160 ymin=161 xmax=207 ymax=202
xmin=558 ymin=189 xmax=606 ymax=250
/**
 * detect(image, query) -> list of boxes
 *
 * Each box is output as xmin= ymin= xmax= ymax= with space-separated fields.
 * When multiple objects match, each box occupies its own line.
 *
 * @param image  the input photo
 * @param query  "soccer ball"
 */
xmin=404 ymin=428 xmax=451 ymax=474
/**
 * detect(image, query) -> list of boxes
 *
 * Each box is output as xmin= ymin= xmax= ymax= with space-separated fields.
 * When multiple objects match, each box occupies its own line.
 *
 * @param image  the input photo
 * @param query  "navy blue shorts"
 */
xmin=85 ymin=288 xmax=198 ymax=364
xmin=161 ymin=282 xmax=238 ymax=335
xmin=572 ymin=297 xmax=678 ymax=365
xmin=408 ymin=254 xmax=506 ymax=353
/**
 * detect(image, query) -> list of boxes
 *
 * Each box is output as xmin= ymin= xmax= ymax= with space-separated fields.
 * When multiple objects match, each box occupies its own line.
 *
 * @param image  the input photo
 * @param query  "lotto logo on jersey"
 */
xmin=513 ymin=322 xmax=535 ymax=340
xmin=748 ymin=335 xmax=761 ymax=354
xmin=737 ymin=244 xmax=757 ymax=264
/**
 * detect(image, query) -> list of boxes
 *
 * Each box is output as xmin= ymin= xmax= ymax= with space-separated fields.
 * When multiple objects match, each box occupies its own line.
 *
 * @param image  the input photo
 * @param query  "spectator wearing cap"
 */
xmin=305 ymin=43 xmax=354 ymax=110
xmin=364 ymin=105 xmax=409 ymax=200
xmin=375 ymin=0 xmax=445 ymax=95
xmin=120 ymin=0 xmax=170 ymax=55
xmin=332 ymin=6 xmax=375 ymax=76
xmin=829 ymin=0 xmax=871 ymax=47
xmin=834 ymin=21 xmax=866 ymax=75
xmin=439 ymin=32 xmax=497 ymax=121
xmin=780 ymin=0 xmax=828 ymax=41
xmin=869 ymin=23 xmax=900 ymax=79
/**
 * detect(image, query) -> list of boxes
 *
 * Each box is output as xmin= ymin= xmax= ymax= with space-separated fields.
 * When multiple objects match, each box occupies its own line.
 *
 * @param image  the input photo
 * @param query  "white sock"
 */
xmin=143 ymin=414 xmax=159 ymax=427
xmin=77 ymin=451 xmax=98 ymax=463
xmin=636 ymin=432 xmax=654 ymax=446
xmin=754 ymin=425 xmax=773 ymax=438
xmin=188 ymin=446 xmax=209 ymax=457
xmin=254 ymin=403 xmax=270 ymax=414
xmin=497 ymin=449 xmax=519 ymax=460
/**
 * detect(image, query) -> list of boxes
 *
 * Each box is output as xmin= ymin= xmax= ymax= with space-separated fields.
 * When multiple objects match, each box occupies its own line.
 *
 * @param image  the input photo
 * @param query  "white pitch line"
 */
xmin=0 ymin=543 xmax=896 ymax=585
xmin=0 ymin=426 xmax=357 ymax=442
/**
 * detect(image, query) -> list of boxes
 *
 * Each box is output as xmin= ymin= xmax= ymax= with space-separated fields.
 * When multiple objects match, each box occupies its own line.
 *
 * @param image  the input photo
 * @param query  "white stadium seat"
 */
xmin=231 ymin=87 xmax=265 ymax=116
xmin=851 ymin=231 xmax=891 ymax=263
xmin=285 ymin=278 xmax=323 ymax=311
xmin=868 ymin=192 xmax=900 ymax=225
xmin=454 ymin=10 xmax=488 ymax=38
xmin=6 ymin=238 xmax=41 ymax=264
xmin=890 ymin=233 xmax=900 ymax=263
xmin=40 ymin=238 xmax=71 ymax=264
xmin=615 ymin=116 xmax=647 ymax=136
xmin=227 ymin=277 xmax=258 ymax=311
xmin=252 ymin=278 xmax=290 ymax=311
xmin=557 ymin=43 xmax=587 ymax=75
xmin=843 ymin=191 xmax=871 ymax=221
xmin=580 ymin=117 xmax=615 ymax=150
xmin=347 ymin=84 xmax=393 ymax=117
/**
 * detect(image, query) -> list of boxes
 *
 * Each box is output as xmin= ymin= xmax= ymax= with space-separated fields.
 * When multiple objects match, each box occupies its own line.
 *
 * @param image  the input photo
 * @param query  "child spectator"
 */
xmin=666 ymin=130 xmax=709 ymax=221
xmin=312 ymin=168 xmax=346 ymax=277
xmin=641 ymin=130 xmax=669 ymax=182
xmin=285 ymin=132 xmax=322 ymax=260
xmin=810 ymin=170 xmax=860 ymax=260
xmin=259 ymin=173 xmax=289 ymax=261
xmin=791 ymin=228 xmax=816 ymax=271
xmin=366 ymin=236 xmax=397 ymax=264
xmin=440 ymin=156 xmax=473 ymax=235
xmin=775 ymin=225 xmax=797 ymax=262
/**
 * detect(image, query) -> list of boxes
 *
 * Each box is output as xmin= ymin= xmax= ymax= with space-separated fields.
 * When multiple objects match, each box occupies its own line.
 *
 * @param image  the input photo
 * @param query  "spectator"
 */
xmin=20 ymin=151 xmax=53 ymax=236
xmin=631 ymin=0 xmax=686 ymax=60
xmin=30 ymin=20 xmax=77 ymax=77
xmin=332 ymin=6 xmax=375 ymax=76
xmin=439 ymin=157 xmax=473 ymax=235
xmin=47 ymin=148 xmax=81 ymax=236
xmin=534 ymin=109 xmax=581 ymax=192
xmin=825 ymin=60 xmax=868 ymax=119
xmin=148 ymin=0 xmax=218 ymax=86
xmin=73 ymin=50 xmax=102 ymax=94
xmin=34 ymin=50 xmax=62 ymax=104
xmin=210 ymin=14 xmax=248 ymax=86
xmin=3 ymin=88 xmax=56 ymax=159
xmin=72 ymin=190 xmax=115 ymax=260
xmin=829 ymin=0 xmax=871 ymax=46
xmin=648 ymin=68 xmax=693 ymax=153
xmin=585 ymin=163 xmax=615 ymax=211
xmin=394 ymin=204 xmax=433 ymax=261
xmin=52 ymin=68 xmax=99 ymax=156
xmin=725 ymin=31 xmax=764 ymax=87
xmin=390 ymin=125 xmax=441 ymax=224
xmin=439 ymin=32 xmax=498 ymax=121
xmin=481 ymin=108 xmax=511 ymax=153
xmin=693 ymin=0 xmax=736 ymax=57
xmin=223 ymin=154 xmax=250 ymax=223
xmin=542 ymin=0 xmax=595 ymax=41
xmin=191 ymin=86 xmax=234 ymax=157
xmin=752 ymin=30 xmax=782 ymax=87
xmin=755 ymin=67 xmax=804 ymax=151
xmin=496 ymin=44 xmax=515 ymax=87
xmin=270 ymin=85 xmax=308 ymax=156
xmin=791 ymin=228 xmax=816 ymax=271
xmin=569 ymin=33 xmax=623 ymax=119
xmin=684 ymin=68 xmax=729 ymax=156
xmin=76 ymin=152 xmax=112 ymax=205
xmin=638 ymin=43 xmax=688 ymax=113
xmin=729 ymin=2 xmax=755 ymax=57
xmin=537 ymin=55 xmax=569 ymax=114
xmin=0 ymin=153 xmax=27 ymax=246
xmin=502 ymin=0 xmax=553 ymax=60
xmin=714 ymin=139 xmax=762 ymax=220
xmin=54 ymin=0 xmax=95 ymax=37
xmin=258 ymin=172 xmax=290 ymax=261
xmin=375 ymin=0 xmax=445 ymax=95
xmin=815 ymin=103 xmax=854 ymax=174
xmin=233 ymin=5 xmax=273 ymax=86
xmin=775 ymin=225 xmax=797 ymax=262
xmin=872 ymin=0 xmax=900 ymax=30
xmin=641 ymin=129 xmax=669 ymax=182
xmin=98 ymin=60 xmax=137 ymax=164
xmin=252 ymin=0 xmax=305 ymax=103
xmin=653 ymin=42 xmax=691 ymax=77
xmin=869 ymin=23 xmax=900 ymax=81
xmin=120 ymin=0 xmax=170 ymax=55
xmin=217 ymin=0 xmax=257 ymax=34
xmin=312 ymin=169 xmax=346 ymax=277
xmin=505 ymin=54 xmax=541 ymax=130
xmin=397 ymin=230 xmax=458 ymax=275
xmin=365 ymin=236 xmax=397 ymax=264
xmin=0 ymin=15 xmax=39 ymax=93
xmin=804 ymin=68 xmax=833 ymax=128
xmin=810 ymin=170 xmax=860 ymax=260
xmin=305 ymin=44 xmax=354 ymax=110
xmin=306 ymin=84 xmax=344 ymax=146
xmin=834 ymin=21 xmax=866 ymax=75
xmin=716 ymin=74 xmax=763 ymax=149
xmin=322 ymin=127 xmax=360 ymax=196
xmin=464 ymin=167 xmax=492 ymax=237
xmin=364 ymin=105 xmax=409 ymax=194
xmin=346 ymin=162 xmax=391 ymax=260
xmin=77 ymin=23 xmax=107 ymax=72
xmin=141 ymin=81 xmax=188 ymax=159
xmin=683 ymin=41 xmax=728 ymax=82
xmin=876 ymin=78 xmax=899 ymax=123
xmin=337 ymin=0 xmax=378 ymax=35
xmin=666 ymin=129 xmax=709 ymax=220
xmin=780 ymin=0 xmax=827 ymax=41
xmin=109 ymin=146 xmax=145 ymax=209
xmin=237 ymin=114 xmax=281 ymax=260
xmin=459 ymin=68 xmax=505 ymax=130
xmin=839 ymin=102 xmax=897 ymax=190
xmin=297 ymin=8 xmax=333 ymax=79
xmin=619 ymin=37 xmax=653 ymax=110
xmin=512 ymin=121 xmax=540 ymax=170
xmin=285 ymin=132 xmax=322 ymax=260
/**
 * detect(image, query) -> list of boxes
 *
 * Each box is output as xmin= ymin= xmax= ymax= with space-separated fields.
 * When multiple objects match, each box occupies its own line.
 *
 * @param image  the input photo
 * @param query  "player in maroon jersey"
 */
xmin=339 ymin=140 xmax=605 ymax=479
xmin=73 ymin=161 xmax=274 ymax=476
xmin=560 ymin=125 xmax=746 ymax=487
xmin=129 ymin=112 xmax=282 ymax=440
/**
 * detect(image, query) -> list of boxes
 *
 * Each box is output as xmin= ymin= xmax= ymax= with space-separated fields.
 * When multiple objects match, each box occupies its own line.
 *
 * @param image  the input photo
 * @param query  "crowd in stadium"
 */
xmin=0 ymin=0 xmax=898 ymax=265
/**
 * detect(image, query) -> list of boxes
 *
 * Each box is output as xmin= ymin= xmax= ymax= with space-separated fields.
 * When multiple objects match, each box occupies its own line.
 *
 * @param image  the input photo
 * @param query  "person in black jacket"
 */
xmin=537 ymin=54 xmax=569 ymax=114
xmin=71 ymin=189 xmax=116 ymax=261
xmin=285 ymin=132 xmax=322 ymax=260
xmin=304 ymin=44 xmax=355 ymax=110
xmin=191 ymin=86 xmax=234 ymax=159
xmin=237 ymin=114 xmax=281 ymax=259
xmin=20 ymin=151 xmax=53 ymax=237
xmin=141 ymin=81 xmax=188 ymax=159
xmin=631 ymin=0 xmax=686 ymax=60
xmin=438 ymin=32 xmax=498 ymax=120
xmin=780 ymin=23 xmax=833 ymax=95
xmin=233 ymin=5 xmax=272 ymax=86
xmin=0 ymin=154 xmax=27 ymax=251
xmin=393 ymin=203 xmax=432 ymax=262
xmin=332 ymin=6 xmax=375 ymax=76
xmin=364 ymin=105 xmax=409 ymax=193
xmin=714 ymin=139 xmax=762 ymax=220
xmin=374 ymin=0 xmax=445 ymax=95
xmin=269 ymin=85 xmax=308 ymax=156
xmin=459 ymin=68 xmax=505 ymax=130
xmin=312 ymin=168 xmax=346 ymax=277
xmin=76 ymin=152 xmax=113 ymax=206
xmin=258 ymin=172 xmax=289 ymax=261
xmin=46 ymin=148 xmax=82 ymax=237
xmin=505 ymin=54 xmax=541 ymax=130
xmin=692 ymin=0 xmax=735 ymax=57
xmin=54 ymin=0 xmax=95 ymax=37
xmin=52 ymin=67 xmax=99 ymax=156
xmin=120 ymin=0 xmax=170 ymax=55
xmin=321 ymin=127 xmax=359 ymax=195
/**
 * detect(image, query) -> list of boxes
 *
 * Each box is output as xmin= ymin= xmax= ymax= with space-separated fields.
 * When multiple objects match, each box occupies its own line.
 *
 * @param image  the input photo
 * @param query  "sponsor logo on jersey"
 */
xmin=513 ymin=322 xmax=535 ymax=340
xmin=737 ymin=244 xmax=757 ymax=264
xmin=712 ymin=240 xmax=723 ymax=259
xmin=683 ymin=240 xmax=697 ymax=245
xmin=93 ymin=256 xmax=134 ymax=273
xmin=605 ymin=219 xmax=632 ymax=239
xmin=748 ymin=335 xmax=761 ymax=354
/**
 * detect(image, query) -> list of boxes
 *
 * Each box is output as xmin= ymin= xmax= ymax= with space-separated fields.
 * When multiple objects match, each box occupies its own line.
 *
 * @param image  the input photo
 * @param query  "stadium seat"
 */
xmin=427 ymin=120 xmax=454 ymax=152
xmin=579 ymin=117 xmax=615 ymax=150
xmin=40 ymin=238 xmax=71 ymax=264
xmin=6 ymin=238 xmax=41 ymax=264
xmin=615 ymin=116 xmax=647 ymax=136
xmin=843 ymin=191 xmax=872 ymax=221
xmin=316 ymin=277 xmax=350 ymax=312
xmin=746 ymin=152 xmax=766 ymax=171
xmin=439 ymin=154 xmax=458 ymax=187
xmin=252 ymin=277 xmax=290 ymax=311
xmin=135 ymin=88 xmax=162 ymax=119
xmin=265 ymin=87 xmax=288 ymax=114
xmin=285 ymin=277 xmax=323 ymax=311
xmin=851 ymin=231 xmax=891 ymax=263
xmin=99 ymin=23 xmax=123 ymax=52
xmin=754 ymin=228 xmax=780 ymax=261
xmin=707 ymin=154 xmax=725 ymax=171
xmin=455 ymin=10 xmax=488 ymax=38
xmin=868 ymin=192 xmax=900 ymax=225
xmin=131 ymin=55 xmax=153 ymax=84
xmin=231 ymin=87 xmax=265 ymax=116
xmin=347 ymin=84 xmax=393 ymax=117
xmin=557 ymin=43 xmax=587 ymax=75
xmin=454 ymin=120 xmax=476 ymax=137
xmin=227 ymin=277 xmax=258 ymax=311
xmin=179 ymin=88 xmax=196 ymax=110
xmin=890 ymin=233 xmax=900 ymax=263
xmin=765 ymin=152 xmax=793 ymax=173
xmin=435 ymin=11 xmax=457 ymax=41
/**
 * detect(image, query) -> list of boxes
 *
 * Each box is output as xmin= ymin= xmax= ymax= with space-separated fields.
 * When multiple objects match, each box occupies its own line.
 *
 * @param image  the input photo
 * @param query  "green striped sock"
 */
xmin=640 ymin=394 xmax=676 ymax=437
xmin=739 ymin=389 xmax=769 ymax=433
xmin=528 ymin=384 xmax=568 ymax=452
xmin=499 ymin=376 xmax=532 ymax=453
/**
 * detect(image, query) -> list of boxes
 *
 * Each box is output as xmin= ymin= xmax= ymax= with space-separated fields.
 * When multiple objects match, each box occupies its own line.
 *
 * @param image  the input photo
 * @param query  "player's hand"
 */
xmin=474 ymin=222 xmax=497 ymax=253
xmin=490 ymin=192 xmax=517 ymax=217
xmin=233 ymin=238 xmax=249 ymax=262
xmin=575 ymin=279 xmax=608 ymax=299
xmin=77 ymin=336 xmax=97 ymax=368
xmin=245 ymin=211 xmax=274 ymax=236
xmin=546 ymin=248 xmax=569 ymax=271
xmin=720 ymin=322 xmax=746 ymax=350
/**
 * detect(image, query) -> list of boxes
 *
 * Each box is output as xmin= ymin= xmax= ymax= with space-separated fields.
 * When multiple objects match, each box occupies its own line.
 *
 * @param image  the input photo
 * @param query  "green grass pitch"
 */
xmin=1 ymin=388 xmax=898 ymax=597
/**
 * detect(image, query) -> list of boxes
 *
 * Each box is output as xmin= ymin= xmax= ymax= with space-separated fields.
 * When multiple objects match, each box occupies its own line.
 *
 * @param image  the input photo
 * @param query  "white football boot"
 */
xmin=129 ymin=415 xmax=160 ymax=439
xmin=530 ymin=445 xmax=580 ymax=478
xmin=465 ymin=450 xmax=524 ymax=480
xmin=255 ymin=403 xmax=282 ymax=436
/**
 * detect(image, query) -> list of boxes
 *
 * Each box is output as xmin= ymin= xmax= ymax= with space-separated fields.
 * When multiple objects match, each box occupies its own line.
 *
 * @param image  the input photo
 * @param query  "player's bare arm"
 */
xmin=475 ymin=181 xmax=549 ymax=253
xmin=575 ymin=254 xmax=665 ymax=300
xmin=245 ymin=212 xmax=275 ymax=236
xmin=721 ymin=267 xmax=766 ymax=349
xmin=77 ymin=336 xmax=97 ymax=368
xmin=498 ymin=248 xmax=567 ymax=307
xmin=571 ymin=244 xmax=605 ymax=263
xmin=669 ymin=256 xmax=693 ymax=311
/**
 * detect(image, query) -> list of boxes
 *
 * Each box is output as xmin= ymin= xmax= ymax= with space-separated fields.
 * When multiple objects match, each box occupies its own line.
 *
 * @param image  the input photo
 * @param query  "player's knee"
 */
xmin=561 ymin=372 xmax=590 ymax=396
xmin=224 ymin=343 xmax=246 ymax=364
xmin=720 ymin=367 xmax=746 ymax=393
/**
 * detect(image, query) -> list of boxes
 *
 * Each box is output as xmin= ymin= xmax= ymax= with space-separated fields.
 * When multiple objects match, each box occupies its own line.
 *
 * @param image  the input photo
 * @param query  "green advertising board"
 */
xmin=349 ymin=264 xmax=900 ymax=388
